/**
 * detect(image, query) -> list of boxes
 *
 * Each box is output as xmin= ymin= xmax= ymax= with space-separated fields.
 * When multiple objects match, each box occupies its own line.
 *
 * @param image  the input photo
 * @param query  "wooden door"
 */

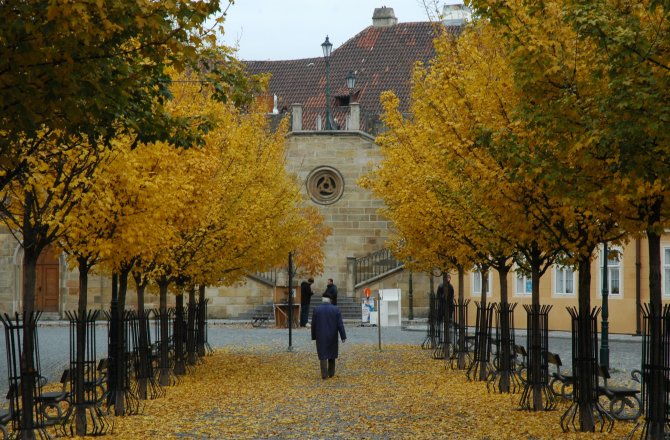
xmin=35 ymin=247 xmax=60 ymax=312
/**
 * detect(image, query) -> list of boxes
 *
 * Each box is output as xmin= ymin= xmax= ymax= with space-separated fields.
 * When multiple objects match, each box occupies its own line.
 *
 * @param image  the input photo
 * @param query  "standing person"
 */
xmin=435 ymin=280 xmax=445 ymax=333
xmin=300 ymin=278 xmax=314 ymax=328
xmin=323 ymin=278 xmax=338 ymax=305
xmin=311 ymin=295 xmax=346 ymax=379
xmin=446 ymin=273 xmax=455 ymax=324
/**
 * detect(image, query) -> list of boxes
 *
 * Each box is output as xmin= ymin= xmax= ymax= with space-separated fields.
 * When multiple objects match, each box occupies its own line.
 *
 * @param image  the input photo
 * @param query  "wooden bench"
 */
xmin=597 ymin=364 xmax=641 ymax=421
xmin=547 ymin=352 xmax=574 ymax=401
xmin=38 ymin=369 xmax=73 ymax=429
xmin=513 ymin=344 xmax=528 ymax=381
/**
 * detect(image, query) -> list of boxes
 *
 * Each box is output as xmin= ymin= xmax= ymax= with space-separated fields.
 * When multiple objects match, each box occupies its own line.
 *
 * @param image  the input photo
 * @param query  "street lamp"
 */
xmin=346 ymin=70 xmax=356 ymax=99
xmin=321 ymin=36 xmax=333 ymax=130
xmin=600 ymin=242 xmax=610 ymax=369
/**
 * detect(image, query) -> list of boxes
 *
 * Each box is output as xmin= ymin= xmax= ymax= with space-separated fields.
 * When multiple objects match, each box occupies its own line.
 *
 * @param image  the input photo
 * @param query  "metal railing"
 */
xmin=354 ymin=248 xmax=403 ymax=286
xmin=249 ymin=270 xmax=278 ymax=287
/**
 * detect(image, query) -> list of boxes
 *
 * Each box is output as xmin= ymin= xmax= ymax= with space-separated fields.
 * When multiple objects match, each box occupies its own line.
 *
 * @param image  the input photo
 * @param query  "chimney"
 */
xmin=349 ymin=102 xmax=360 ymax=131
xmin=372 ymin=7 xmax=397 ymax=28
xmin=291 ymin=103 xmax=302 ymax=131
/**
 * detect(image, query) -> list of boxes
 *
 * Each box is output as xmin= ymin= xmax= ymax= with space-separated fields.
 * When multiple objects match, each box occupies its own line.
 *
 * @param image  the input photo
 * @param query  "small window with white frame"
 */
xmin=515 ymin=268 xmax=532 ymax=296
xmin=472 ymin=269 xmax=493 ymax=297
xmin=599 ymin=245 xmax=622 ymax=296
xmin=554 ymin=265 xmax=576 ymax=296
xmin=663 ymin=247 xmax=670 ymax=297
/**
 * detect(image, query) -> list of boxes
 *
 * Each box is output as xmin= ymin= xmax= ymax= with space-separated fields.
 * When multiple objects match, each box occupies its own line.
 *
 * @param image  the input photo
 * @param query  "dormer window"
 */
xmin=335 ymin=96 xmax=351 ymax=107
xmin=334 ymin=90 xmax=359 ymax=107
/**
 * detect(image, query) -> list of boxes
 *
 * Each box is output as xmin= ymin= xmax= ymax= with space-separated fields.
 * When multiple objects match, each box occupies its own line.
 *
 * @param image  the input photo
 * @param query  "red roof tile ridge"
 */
xmin=246 ymin=56 xmax=321 ymax=65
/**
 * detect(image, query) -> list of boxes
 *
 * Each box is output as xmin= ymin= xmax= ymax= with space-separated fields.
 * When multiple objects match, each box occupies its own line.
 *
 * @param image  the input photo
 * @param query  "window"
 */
xmin=335 ymin=96 xmax=350 ymax=107
xmin=554 ymin=265 xmax=575 ymax=296
xmin=664 ymin=247 xmax=670 ymax=297
xmin=515 ymin=270 xmax=532 ymax=296
xmin=599 ymin=245 xmax=622 ymax=296
xmin=472 ymin=269 xmax=493 ymax=297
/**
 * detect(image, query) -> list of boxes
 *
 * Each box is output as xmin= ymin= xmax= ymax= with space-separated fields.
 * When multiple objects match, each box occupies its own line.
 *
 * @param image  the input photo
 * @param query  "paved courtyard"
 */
xmin=0 ymin=320 xmax=644 ymax=397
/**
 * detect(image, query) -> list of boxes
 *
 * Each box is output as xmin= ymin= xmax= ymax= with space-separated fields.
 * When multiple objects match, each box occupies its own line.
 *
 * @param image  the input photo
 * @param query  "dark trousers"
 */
xmin=319 ymin=359 xmax=336 ymax=379
xmin=300 ymin=303 xmax=310 ymax=326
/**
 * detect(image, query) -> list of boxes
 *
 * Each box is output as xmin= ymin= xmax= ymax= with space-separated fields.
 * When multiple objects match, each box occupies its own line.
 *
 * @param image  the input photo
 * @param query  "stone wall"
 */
xmin=287 ymin=131 xmax=391 ymax=295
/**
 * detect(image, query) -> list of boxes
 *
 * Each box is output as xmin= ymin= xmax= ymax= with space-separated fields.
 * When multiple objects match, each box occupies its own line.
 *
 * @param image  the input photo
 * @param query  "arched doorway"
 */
xmin=35 ymin=246 xmax=60 ymax=312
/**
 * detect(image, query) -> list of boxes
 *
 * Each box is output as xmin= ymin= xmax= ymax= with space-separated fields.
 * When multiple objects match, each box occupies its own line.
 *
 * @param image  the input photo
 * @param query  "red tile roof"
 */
xmin=246 ymin=22 xmax=452 ymax=132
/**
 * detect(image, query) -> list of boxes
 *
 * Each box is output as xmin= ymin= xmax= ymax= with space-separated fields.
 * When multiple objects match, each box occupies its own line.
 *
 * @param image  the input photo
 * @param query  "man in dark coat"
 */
xmin=311 ymin=295 xmax=346 ymax=379
xmin=437 ymin=274 xmax=456 ymax=324
xmin=445 ymin=274 xmax=455 ymax=323
xmin=300 ymin=278 xmax=314 ymax=327
xmin=323 ymin=278 xmax=338 ymax=305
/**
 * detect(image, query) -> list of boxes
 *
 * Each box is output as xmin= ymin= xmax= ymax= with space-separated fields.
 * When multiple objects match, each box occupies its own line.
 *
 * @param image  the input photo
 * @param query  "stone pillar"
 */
xmin=349 ymin=102 xmax=360 ymax=131
xmin=291 ymin=103 xmax=303 ymax=132
xmin=346 ymin=257 xmax=356 ymax=297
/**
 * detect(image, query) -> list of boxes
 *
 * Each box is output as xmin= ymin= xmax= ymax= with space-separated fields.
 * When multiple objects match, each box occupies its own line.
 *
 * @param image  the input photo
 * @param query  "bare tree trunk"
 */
xmin=576 ymin=256 xmax=596 ymax=431
xmin=187 ymin=286 xmax=197 ymax=365
xmin=173 ymin=292 xmax=186 ymax=376
xmin=112 ymin=267 xmax=130 ymax=415
xmin=20 ymin=240 xmax=39 ymax=440
xmin=497 ymin=263 xmax=512 ymax=393
xmin=133 ymin=273 xmax=148 ymax=400
xmin=478 ymin=268 xmax=489 ymax=381
xmin=530 ymin=254 xmax=542 ymax=410
xmin=197 ymin=285 xmax=206 ymax=357
xmin=74 ymin=257 xmax=89 ymax=435
xmin=158 ymin=277 xmax=171 ymax=386
xmin=457 ymin=265 xmax=467 ymax=369
xmin=647 ymin=227 xmax=664 ymax=439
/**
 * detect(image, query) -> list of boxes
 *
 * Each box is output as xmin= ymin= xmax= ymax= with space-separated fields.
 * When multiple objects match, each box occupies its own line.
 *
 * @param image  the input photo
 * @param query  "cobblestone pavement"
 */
xmin=0 ymin=320 xmax=644 ymax=396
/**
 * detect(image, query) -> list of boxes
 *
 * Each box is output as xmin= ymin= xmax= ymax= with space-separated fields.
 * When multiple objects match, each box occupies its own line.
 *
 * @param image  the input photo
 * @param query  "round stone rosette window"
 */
xmin=306 ymin=166 xmax=345 ymax=205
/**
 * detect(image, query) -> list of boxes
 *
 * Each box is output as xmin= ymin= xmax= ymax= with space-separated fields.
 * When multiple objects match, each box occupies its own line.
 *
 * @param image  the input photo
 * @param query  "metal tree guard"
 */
xmin=196 ymin=298 xmax=212 ymax=357
xmin=467 ymin=302 xmax=494 ymax=382
xmin=186 ymin=300 xmax=198 ymax=366
xmin=65 ymin=309 xmax=111 ymax=436
xmin=173 ymin=295 xmax=187 ymax=376
xmin=421 ymin=292 xmax=437 ymax=350
xmin=130 ymin=309 xmax=164 ymax=401
xmin=449 ymin=299 xmax=472 ymax=370
xmin=560 ymin=306 xmax=612 ymax=433
xmin=488 ymin=302 xmax=521 ymax=394
xmin=154 ymin=307 xmax=177 ymax=387
xmin=519 ymin=304 xmax=556 ymax=411
xmin=629 ymin=304 xmax=670 ymax=439
xmin=432 ymin=291 xmax=447 ymax=359
xmin=0 ymin=312 xmax=50 ymax=439
xmin=104 ymin=310 xmax=143 ymax=416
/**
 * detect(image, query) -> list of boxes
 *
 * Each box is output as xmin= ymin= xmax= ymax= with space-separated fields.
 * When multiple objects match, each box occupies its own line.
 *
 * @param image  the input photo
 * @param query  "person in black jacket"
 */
xmin=323 ymin=278 xmax=338 ymax=305
xmin=311 ymin=295 xmax=346 ymax=379
xmin=300 ymin=278 xmax=314 ymax=327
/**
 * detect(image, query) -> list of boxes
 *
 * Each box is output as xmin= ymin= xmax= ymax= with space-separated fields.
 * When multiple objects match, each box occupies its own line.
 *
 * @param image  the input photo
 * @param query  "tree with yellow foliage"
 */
xmin=364 ymin=24 xmax=556 ymax=393
xmin=466 ymin=0 xmax=661 ymax=431
xmin=0 ymin=134 xmax=107 ymax=435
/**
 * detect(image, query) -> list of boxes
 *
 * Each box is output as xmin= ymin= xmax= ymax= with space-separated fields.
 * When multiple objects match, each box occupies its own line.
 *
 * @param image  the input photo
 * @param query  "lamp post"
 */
xmin=288 ymin=251 xmax=294 ymax=351
xmin=346 ymin=70 xmax=356 ymax=100
xmin=408 ymin=271 xmax=414 ymax=320
xmin=321 ymin=36 xmax=333 ymax=130
xmin=600 ymin=242 xmax=610 ymax=369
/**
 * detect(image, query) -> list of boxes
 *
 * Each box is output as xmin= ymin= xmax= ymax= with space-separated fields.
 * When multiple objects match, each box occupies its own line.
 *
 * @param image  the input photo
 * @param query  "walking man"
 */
xmin=311 ymin=294 xmax=346 ymax=379
xmin=300 ymin=277 xmax=314 ymax=327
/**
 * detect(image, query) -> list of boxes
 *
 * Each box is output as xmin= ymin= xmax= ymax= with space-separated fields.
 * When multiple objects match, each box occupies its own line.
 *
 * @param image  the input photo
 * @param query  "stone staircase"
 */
xmin=236 ymin=293 xmax=363 ymax=323
xmin=306 ymin=294 xmax=362 ymax=321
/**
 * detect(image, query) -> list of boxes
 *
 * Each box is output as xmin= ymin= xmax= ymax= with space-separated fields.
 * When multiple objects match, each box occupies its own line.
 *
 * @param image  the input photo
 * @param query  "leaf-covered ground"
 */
xmin=86 ymin=344 xmax=633 ymax=439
